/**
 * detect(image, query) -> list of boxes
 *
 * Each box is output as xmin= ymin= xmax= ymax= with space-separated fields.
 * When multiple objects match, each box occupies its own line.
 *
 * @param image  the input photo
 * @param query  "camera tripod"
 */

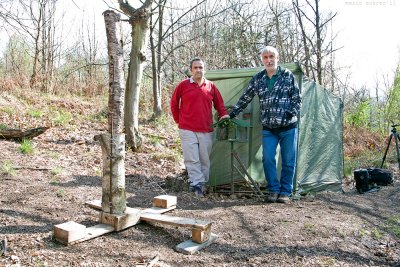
xmin=381 ymin=124 xmax=400 ymax=169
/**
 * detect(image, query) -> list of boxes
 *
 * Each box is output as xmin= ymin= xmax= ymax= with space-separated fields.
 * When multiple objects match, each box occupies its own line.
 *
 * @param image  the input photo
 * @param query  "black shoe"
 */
xmin=276 ymin=195 xmax=290 ymax=203
xmin=194 ymin=185 xmax=204 ymax=198
xmin=265 ymin=193 xmax=278 ymax=203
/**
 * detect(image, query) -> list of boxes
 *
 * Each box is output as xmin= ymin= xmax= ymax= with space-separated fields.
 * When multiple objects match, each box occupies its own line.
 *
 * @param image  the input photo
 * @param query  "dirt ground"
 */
xmin=0 ymin=93 xmax=399 ymax=267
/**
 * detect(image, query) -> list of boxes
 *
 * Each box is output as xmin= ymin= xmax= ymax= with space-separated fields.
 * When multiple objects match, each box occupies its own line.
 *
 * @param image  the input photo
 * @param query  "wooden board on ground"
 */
xmin=140 ymin=213 xmax=211 ymax=230
xmin=175 ymin=233 xmax=218 ymax=255
xmin=54 ymin=222 xmax=115 ymax=245
xmin=70 ymin=224 xmax=115 ymax=244
xmin=85 ymin=199 xmax=176 ymax=214
xmin=142 ymin=206 xmax=176 ymax=214
xmin=85 ymin=199 xmax=102 ymax=210
xmin=152 ymin=195 xmax=177 ymax=209
xmin=53 ymin=221 xmax=86 ymax=245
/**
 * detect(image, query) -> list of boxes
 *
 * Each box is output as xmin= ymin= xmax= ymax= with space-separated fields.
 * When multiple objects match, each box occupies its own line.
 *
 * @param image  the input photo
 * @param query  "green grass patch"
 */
xmin=52 ymin=110 xmax=73 ymax=126
xmin=51 ymin=166 xmax=64 ymax=176
xmin=0 ymin=124 xmax=7 ymax=130
xmin=27 ymin=108 xmax=44 ymax=118
xmin=154 ymin=114 xmax=170 ymax=128
xmin=56 ymin=189 xmax=66 ymax=198
xmin=94 ymin=167 xmax=101 ymax=177
xmin=0 ymin=160 xmax=16 ymax=176
xmin=49 ymin=177 xmax=59 ymax=186
xmin=151 ymin=151 xmax=181 ymax=163
xmin=344 ymin=150 xmax=383 ymax=176
xmin=149 ymin=135 xmax=162 ymax=145
xmin=47 ymin=151 xmax=61 ymax=160
xmin=86 ymin=109 xmax=108 ymax=123
xmin=0 ymin=106 xmax=15 ymax=115
xmin=385 ymin=216 xmax=400 ymax=238
xmin=19 ymin=139 xmax=34 ymax=154
xmin=372 ymin=226 xmax=383 ymax=240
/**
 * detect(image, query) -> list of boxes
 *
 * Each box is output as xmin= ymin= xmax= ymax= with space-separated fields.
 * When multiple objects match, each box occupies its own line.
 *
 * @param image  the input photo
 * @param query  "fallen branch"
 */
xmin=0 ymin=127 xmax=49 ymax=141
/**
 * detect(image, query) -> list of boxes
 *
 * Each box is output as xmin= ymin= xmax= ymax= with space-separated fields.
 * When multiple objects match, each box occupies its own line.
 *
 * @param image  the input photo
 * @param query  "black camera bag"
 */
xmin=366 ymin=168 xmax=393 ymax=186
xmin=354 ymin=168 xmax=393 ymax=194
xmin=354 ymin=169 xmax=373 ymax=194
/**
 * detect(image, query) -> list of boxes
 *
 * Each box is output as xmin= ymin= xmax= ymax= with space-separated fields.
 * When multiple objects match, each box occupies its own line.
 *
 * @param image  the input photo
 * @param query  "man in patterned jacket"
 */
xmin=229 ymin=46 xmax=301 ymax=203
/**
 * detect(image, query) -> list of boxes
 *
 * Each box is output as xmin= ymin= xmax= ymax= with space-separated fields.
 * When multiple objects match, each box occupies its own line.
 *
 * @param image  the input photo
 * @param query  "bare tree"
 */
xmin=0 ymin=0 xmax=60 ymax=91
xmin=292 ymin=0 xmax=337 ymax=86
xmin=118 ymin=0 xmax=153 ymax=151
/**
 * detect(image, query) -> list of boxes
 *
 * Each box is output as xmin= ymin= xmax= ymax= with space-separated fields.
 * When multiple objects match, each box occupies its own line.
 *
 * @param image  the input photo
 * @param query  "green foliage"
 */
xmin=152 ymin=151 xmax=181 ymax=163
xmin=52 ymin=110 xmax=73 ymax=126
xmin=0 ymin=124 xmax=7 ymax=130
xmin=19 ymin=139 xmax=34 ymax=154
xmin=34 ymin=260 xmax=46 ymax=267
xmin=385 ymin=216 xmax=400 ymax=238
xmin=27 ymin=108 xmax=44 ymax=118
xmin=0 ymin=160 xmax=16 ymax=176
xmin=86 ymin=109 xmax=107 ymax=123
xmin=344 ymin=149 xmax=383 ymax=177
xmin=51 ymin=166 xmax=64 ymax=176
xmin=372 ymin=227 xmax=383 ymax=240
xmin=304 ymin=223 xmax=316 ymax=231
xmin=94 ymin=167 xmax=101 ymax=177
xmin=56 ymin=189 xmax=66 ymax=198
xmin=345 ymin=100 xmax=370 ymax=127
xmin=1 ymin=106 xmax=15 ymax=115
xmin=154 ymin=114 xmax=170 ymax=128
xmin=47 ymin=151 xmax=60 ymax=160
xmin=49 ymin=178 xmax=59 ymax=186
xmin=384 ymin=68 xmax=400 ymax=125
xmin=321 ymin=257 xmax=336 ymax=266
xmin=149 ymin=135 xmax=162 ymax=145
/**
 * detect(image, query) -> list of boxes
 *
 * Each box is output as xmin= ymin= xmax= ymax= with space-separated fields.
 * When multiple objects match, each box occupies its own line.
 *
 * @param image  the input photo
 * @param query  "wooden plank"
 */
xmin=85 ymin=199 xmax=102 ymax=210
xmin=152 ymin=195 xmax=177 ymax=209
xmin=175 ymin=233 xmax=218 ymax=255
xmin=191 ymin=226 xmax=211 ymax=243
xmin=85 ymin=200 xmax=176 ymax=214
xmin=142 ymin=206 xmax=176 ymax=214
xmin=69 ymin=224 xmax=115 ymax=245
xmin=140 ymin=213 xmax=211 ymax=230
xmin=53 ymin=221 xmax=86 ymax=245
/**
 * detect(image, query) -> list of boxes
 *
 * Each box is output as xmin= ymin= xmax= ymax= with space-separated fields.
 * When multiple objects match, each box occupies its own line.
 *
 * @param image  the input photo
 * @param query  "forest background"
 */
xmin=0 ymin=0 xmax=400 ymax=174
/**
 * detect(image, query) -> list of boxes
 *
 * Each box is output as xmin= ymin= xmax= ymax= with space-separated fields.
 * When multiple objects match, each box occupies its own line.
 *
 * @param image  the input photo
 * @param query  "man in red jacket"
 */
xmin=170 ymin=58 xmax=229 ymax=197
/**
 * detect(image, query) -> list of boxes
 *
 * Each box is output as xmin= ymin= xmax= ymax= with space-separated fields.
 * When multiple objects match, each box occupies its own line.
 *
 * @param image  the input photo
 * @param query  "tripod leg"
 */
xmin=381 ymin=134 xmax=393 ymax=168
xmin=395 ymin=133 xmax=400 ymax=169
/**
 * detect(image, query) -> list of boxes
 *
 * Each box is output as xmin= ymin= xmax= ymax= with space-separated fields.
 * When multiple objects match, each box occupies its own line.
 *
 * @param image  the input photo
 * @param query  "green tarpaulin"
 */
xmin=206 ymin=62 xmax=343 ymax=194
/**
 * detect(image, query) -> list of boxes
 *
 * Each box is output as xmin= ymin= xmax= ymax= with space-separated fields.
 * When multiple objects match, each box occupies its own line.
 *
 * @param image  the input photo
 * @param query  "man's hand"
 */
xmin=219 ymin=115 xmax=230 ymax=121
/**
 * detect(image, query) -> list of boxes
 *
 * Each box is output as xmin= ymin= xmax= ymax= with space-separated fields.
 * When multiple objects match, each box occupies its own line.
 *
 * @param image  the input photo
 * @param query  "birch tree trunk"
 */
xmin=97 ymin=10 xmax=126 ymax=215
xmin=118 ymin=0 xmax=153 ymax=151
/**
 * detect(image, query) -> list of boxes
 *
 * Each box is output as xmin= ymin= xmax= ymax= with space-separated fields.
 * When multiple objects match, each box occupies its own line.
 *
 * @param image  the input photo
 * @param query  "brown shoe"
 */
xmin=277 ymin=195 xmax=290 ymax=203
xmin=265 ymin=193 xmax=279 ymax=203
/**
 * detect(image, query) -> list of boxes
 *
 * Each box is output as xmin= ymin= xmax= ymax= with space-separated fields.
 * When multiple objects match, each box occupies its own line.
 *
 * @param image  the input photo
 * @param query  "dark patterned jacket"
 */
xmin=229 ymin=67 xmax=301 ymax=129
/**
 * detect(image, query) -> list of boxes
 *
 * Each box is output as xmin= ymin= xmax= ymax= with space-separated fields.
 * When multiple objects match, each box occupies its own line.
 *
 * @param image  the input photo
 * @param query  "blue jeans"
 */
xmin=262 ymin=128 xmax=298 ymax=196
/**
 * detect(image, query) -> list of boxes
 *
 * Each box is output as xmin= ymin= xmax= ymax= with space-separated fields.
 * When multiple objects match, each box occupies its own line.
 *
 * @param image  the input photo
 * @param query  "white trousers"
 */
xmin=178 ymin=129 xmax=213 ymax=187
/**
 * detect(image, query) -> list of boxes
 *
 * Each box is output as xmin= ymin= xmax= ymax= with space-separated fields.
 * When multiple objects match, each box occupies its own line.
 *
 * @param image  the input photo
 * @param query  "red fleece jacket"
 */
xmin=170 ymin=78 xmax=228 ymax=132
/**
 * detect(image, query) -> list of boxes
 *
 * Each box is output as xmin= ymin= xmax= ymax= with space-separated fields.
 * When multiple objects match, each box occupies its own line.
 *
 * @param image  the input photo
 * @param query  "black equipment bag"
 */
xmin=366 ymin=168 xmax=393 ymax=186
xmin=354 ymin=168 xmax=393 ymax=194
xmin=354 ymin=169 xmax=373 ymax=194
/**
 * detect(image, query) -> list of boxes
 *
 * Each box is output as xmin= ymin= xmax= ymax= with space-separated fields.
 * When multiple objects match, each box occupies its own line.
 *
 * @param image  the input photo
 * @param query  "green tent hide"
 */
xmin=206 ymin=62 xmax=343 ymax=194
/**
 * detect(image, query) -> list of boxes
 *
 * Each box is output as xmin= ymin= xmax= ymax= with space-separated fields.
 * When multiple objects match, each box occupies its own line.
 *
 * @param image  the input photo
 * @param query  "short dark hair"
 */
xmin=190 ymin=57 xmax=205 ymax=69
